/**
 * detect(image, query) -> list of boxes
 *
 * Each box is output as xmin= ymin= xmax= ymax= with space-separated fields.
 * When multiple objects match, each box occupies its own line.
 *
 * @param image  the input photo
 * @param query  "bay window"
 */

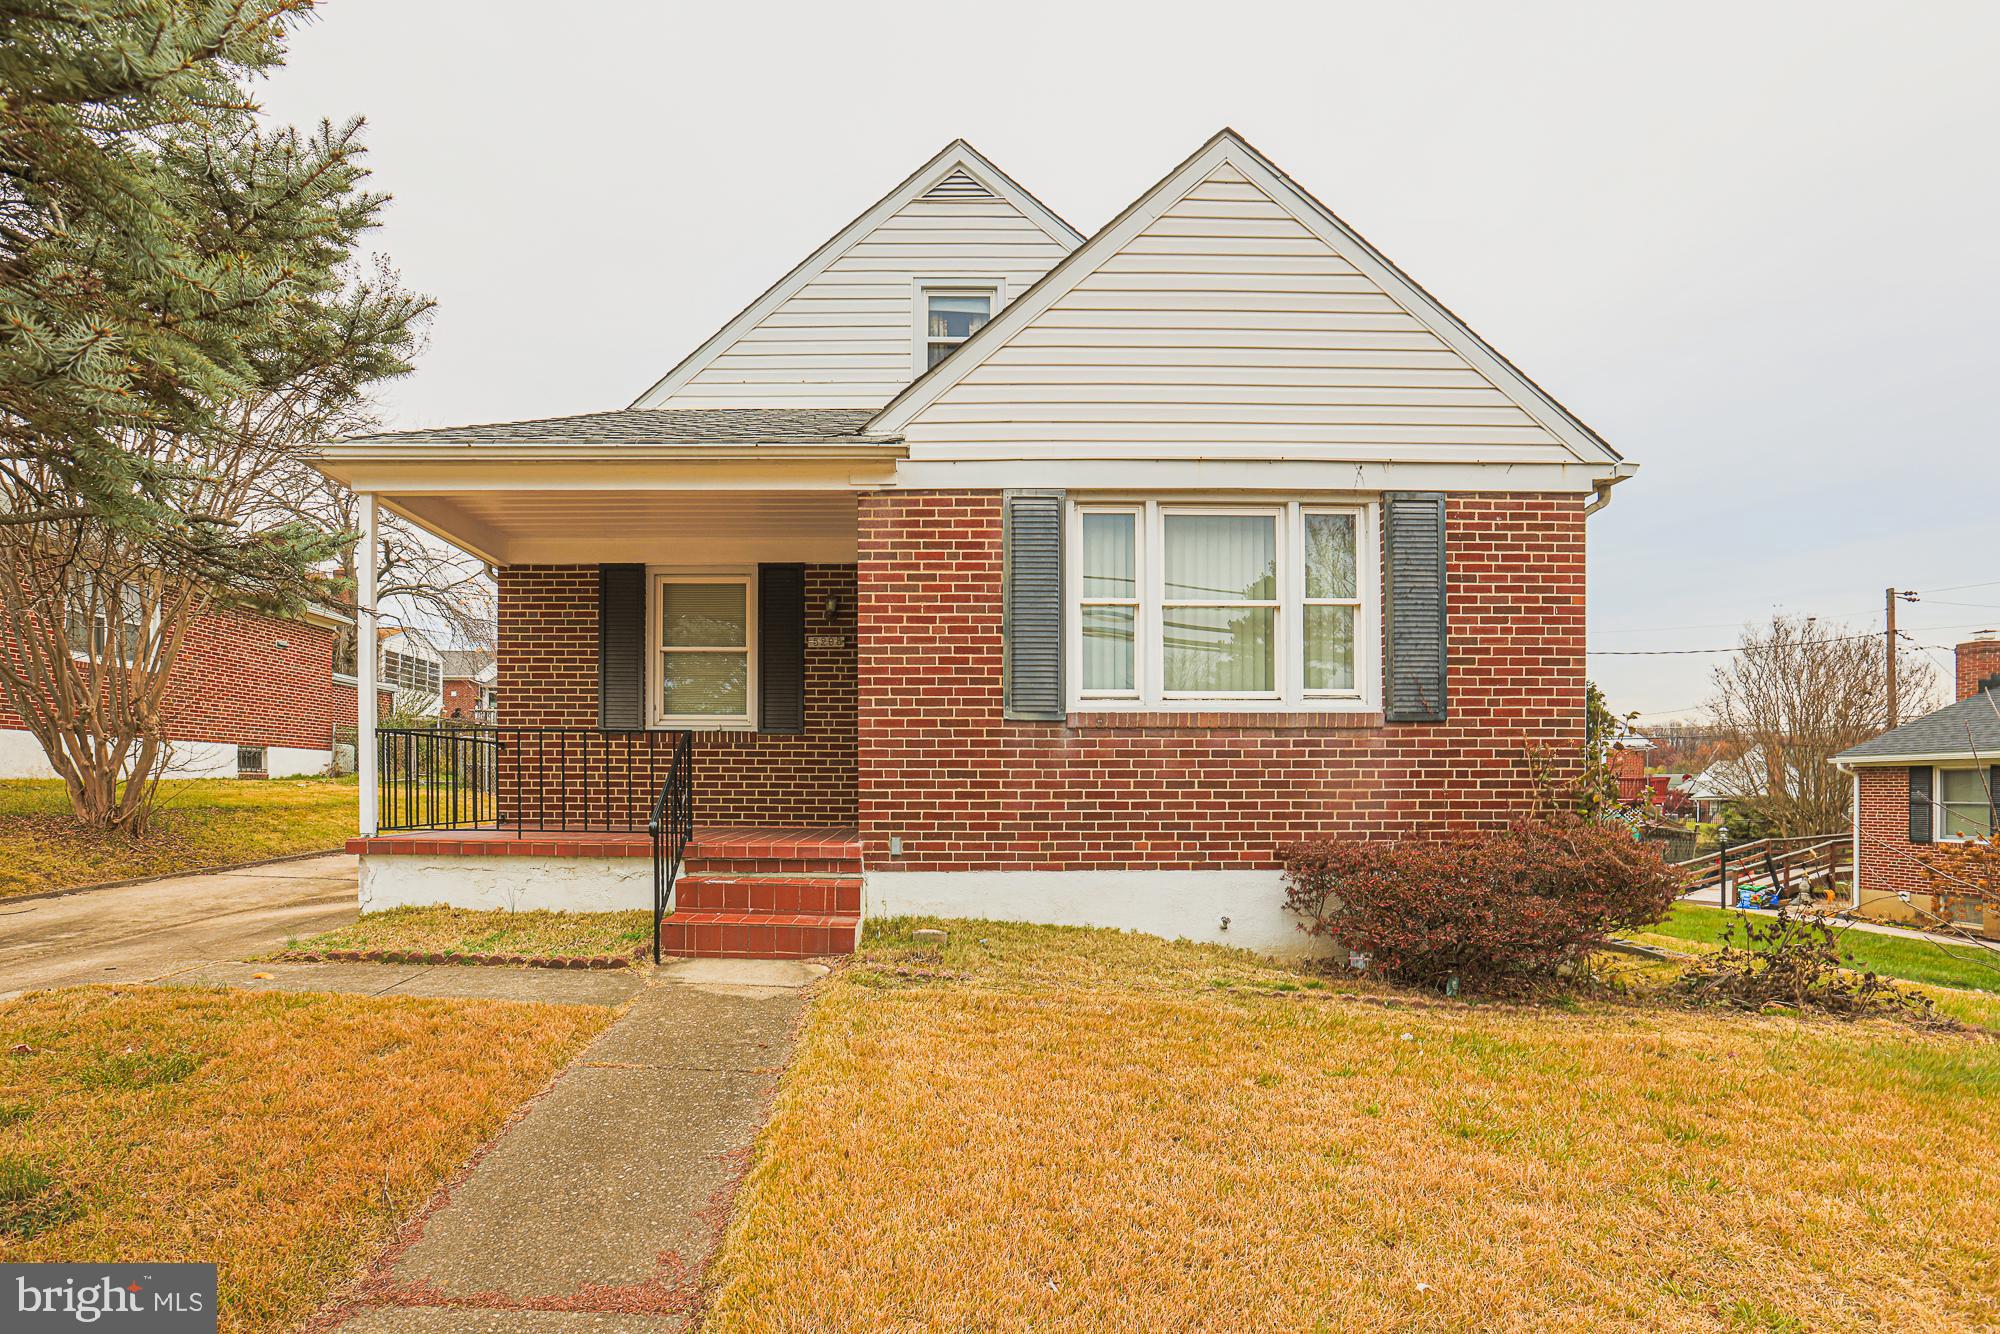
xmin=1071 ymin=500 xmax=1376 ymax=711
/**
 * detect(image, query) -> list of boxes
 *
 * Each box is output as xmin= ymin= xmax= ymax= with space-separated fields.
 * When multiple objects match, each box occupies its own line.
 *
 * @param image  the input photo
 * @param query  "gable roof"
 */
xmin=869 ymin=128 xmax=1625 ymax=470
xmin=1836 ymin=691 xmax=2000 ymax=765
xmin=337 ymin=408 xmax=888 ymax=448
xmin=439 ymin=648 xmax=495 ymax=680
xmin=631 ymin=141 xmax=1084 ymax=410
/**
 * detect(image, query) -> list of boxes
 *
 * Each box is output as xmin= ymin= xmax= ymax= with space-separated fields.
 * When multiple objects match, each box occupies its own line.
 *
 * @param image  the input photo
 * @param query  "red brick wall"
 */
xmin=1955 ymin=638 xmax=2000 ymax=701
xmin=443 ymin=678 xmax=483 ymax=717
xmin=856 ymin=491 xmax=1586 ymax=871
xmin=1856 ymin=767 xmax=1926 ymax=900
xmin=0 ymin=605 xmax=349 ymax=753
xmin=496 ymin=565 xmax=857 ymax=826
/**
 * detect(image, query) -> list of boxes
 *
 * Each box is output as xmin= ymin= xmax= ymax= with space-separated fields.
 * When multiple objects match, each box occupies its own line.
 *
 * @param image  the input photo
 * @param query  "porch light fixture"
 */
xmin=824 ymin=593 xmax=844 ymax=623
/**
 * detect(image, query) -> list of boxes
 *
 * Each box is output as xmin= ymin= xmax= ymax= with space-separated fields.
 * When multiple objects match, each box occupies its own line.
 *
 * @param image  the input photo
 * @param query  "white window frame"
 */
xmin=647 ymin=568 xmax=757 ymax=730
xmin=1934 ymin=765 xmax=1994 ymax=844
xmin=66 ymin=574 xmax=153 ymax=667
xmin=912 ymin=279 xmax=1003 ymax=377
xmin=1065 ymin=498 xmax=1380 ymax=714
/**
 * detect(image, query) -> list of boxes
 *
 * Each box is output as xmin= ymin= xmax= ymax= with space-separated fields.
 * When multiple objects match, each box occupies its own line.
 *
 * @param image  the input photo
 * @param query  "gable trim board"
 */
xmin=869 ymin=128 xmax=1627 ymax=480
xmin=632 ymin=140 xmax=1084 ymax=411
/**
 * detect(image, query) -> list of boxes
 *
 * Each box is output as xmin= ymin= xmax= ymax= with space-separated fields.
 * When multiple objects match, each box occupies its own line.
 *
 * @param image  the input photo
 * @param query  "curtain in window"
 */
xmin=1163 ymin=514 xmax=1276 ymax=692
xmin=661 ymin=583 xmax=748 ymax=716
xmin=1940 ymin=768 xmax=1994 ymax=839
xmin=1081 ymin=512 xmax=1136 ymax=691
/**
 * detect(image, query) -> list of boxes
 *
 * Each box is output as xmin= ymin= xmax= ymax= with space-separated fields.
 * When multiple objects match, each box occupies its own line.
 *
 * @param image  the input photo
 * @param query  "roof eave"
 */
xmin=312 ymin=439 xmax=909 ymax=481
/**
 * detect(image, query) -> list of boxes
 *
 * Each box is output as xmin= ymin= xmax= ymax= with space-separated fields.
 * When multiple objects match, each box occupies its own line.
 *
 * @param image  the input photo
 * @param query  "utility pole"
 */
xmin=1886 ymin=587 xmax=1899 ymax=729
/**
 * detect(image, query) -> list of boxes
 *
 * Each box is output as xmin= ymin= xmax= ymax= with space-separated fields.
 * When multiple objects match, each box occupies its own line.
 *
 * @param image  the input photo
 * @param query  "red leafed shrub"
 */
xmin=1282 ymin=816 xmax=1683 ymax=991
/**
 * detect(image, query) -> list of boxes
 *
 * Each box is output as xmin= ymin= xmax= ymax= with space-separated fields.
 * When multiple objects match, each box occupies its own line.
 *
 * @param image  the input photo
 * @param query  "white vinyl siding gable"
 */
xmin=892 ymin=161 xmax=1578 ymax=465
xmin=649 ymin=171 xmax=1072 ymax=410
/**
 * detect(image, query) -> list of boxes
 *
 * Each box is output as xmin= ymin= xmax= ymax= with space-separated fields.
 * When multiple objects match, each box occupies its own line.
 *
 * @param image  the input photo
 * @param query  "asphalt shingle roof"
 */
xmin=339 ymin=408 xmax=889 ymax=447
xmin=439 ymin=649 xmax=494 ymax=680
xmin=1837 ymin=689 xmax=2000 ymax=763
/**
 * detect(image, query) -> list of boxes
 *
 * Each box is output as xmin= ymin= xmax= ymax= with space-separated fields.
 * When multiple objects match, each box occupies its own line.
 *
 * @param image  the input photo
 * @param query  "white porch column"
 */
xmin=357 ymin=492 xmax=379 ymax=837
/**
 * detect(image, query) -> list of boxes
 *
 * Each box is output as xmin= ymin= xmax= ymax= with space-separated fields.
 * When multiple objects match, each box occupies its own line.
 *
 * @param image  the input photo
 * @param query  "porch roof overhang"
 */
xmin=313 ymin=437 xmax=908 ymax=566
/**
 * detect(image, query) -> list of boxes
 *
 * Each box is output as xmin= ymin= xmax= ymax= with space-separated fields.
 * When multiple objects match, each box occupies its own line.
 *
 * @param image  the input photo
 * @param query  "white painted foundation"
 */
xmin=865 ymin=868 xmax=1331 ymax=959
xmin=0 ymin=728 xmax=330 ymax=780
xmin=359 ymin=854 xmax=652 ymax=914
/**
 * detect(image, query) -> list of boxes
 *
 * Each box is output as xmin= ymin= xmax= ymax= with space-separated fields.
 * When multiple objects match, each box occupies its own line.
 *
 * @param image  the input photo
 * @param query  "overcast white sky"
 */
xmin=259 ymin=1 xmax=1999 ymax=721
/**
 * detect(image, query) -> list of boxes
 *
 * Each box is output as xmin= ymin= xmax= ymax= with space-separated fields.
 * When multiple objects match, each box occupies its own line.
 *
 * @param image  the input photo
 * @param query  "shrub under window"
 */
xmin=1282 ymin=817 xmax=1683 ymax=991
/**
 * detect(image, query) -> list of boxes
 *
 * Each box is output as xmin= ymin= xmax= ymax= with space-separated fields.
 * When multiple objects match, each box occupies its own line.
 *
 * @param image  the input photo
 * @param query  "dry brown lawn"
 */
xmin=0 ymin=985 xmax=610 ymax=1332
xmin=704 ymin=920 xmax=2000 ymax=1332
xmin=0 ymin=777 xmax=356 ymax=898
xmin=284 ymin=906 xmax=654 ymax=961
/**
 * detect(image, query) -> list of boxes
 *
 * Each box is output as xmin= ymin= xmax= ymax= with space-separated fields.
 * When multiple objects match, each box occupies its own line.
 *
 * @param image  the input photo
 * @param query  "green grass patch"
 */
xmin=285 ymin=905 xmax=652 ymax=962
xmin=0 ymin=777 xmax=357 ymax=899
xmin=1637 ymin=903 xmax=2000 ymax=995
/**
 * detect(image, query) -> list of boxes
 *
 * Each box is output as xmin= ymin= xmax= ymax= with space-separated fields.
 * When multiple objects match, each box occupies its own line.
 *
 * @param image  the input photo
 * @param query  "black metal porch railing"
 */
xmin=649 ymin=730 xmax=695 ymax=964
xmin=375 ymin=725 xmax=691 ymax=834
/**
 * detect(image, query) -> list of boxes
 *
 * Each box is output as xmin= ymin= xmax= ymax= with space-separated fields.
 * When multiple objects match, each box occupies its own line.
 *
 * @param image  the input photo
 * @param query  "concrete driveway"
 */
xmin=0 ymin=853 xmax=358 ymax=998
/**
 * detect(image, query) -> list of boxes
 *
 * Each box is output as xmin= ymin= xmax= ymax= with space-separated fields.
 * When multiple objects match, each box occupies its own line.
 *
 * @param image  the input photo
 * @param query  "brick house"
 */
xmin=1836 ymin=635 xmax=2000 ymax=939
xmin=319 ymin=130 xmax=1636 ymax=959
xmin=439 ymin=650 xmax=496 ymax=721
xmin=0 ymin=600 xmax=378 ymax=780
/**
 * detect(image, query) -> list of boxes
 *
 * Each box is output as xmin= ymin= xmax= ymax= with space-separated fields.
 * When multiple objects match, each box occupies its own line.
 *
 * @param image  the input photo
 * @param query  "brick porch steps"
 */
xmin=673 ymin=876 xmax=861 ymax=915
xmin=657 ymin=909 xmax=861 ymax=960
xmin=342 ymin=823 xmax=866 ymax=961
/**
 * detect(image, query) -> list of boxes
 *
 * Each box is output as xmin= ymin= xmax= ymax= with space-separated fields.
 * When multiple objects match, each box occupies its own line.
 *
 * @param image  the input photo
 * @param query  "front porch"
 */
xmin=349 ymin=813 xmax=864 ymax=961
xmin=312 ymin=421 xmax=883 ymax=958
xmin=348 ymin=701 xmax=860 ymax=959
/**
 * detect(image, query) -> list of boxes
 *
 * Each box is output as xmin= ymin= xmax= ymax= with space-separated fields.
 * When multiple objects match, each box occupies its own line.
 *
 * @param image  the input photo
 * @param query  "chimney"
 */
xmin=1957 ymin=632 xmax=2000 ymax=701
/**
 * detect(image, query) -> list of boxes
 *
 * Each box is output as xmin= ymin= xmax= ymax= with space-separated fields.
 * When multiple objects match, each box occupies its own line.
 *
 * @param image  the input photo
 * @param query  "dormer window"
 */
xmin=917 ymin=284 xmax=997 ymax=373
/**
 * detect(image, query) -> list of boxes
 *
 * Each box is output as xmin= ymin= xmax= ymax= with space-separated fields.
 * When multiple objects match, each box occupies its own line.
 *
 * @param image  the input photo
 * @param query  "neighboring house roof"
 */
xmin=631 ymin=140 xmax=1084 ymax=411
xmin=338 ymin=408 xmax=887 ymax=449
xmin=380 ymin=624 xmax=442 ymax=658
xmin=439 ymin=649 xmax=495 ymax=680
xmin=868 ymin=128 xmax=1628 ymax=473
xmin=1836 ymin=691 xmax=2000 ymax=765
xmin=1689 ymin=749 xmax=1765 ymax=802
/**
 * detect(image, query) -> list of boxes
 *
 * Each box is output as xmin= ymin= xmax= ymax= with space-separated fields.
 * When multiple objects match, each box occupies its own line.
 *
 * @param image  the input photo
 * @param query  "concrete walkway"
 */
xmin=326 ymin=958 xmax=824 ymax=1332
xmin=0 ymin=852 xmax=358 ymax=998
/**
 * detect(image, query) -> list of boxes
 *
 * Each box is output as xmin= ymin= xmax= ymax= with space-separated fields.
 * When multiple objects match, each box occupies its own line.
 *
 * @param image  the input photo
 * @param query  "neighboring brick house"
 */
xmin=0 ymin=600 xmax=381 ymax=779
xmin=439 ymin=649 xmax=496 ymax=720
xmin=319 ymin=130 xmax=1637 ymax=959
xmin=1836 ymin=635 xmax=2000 ymax=940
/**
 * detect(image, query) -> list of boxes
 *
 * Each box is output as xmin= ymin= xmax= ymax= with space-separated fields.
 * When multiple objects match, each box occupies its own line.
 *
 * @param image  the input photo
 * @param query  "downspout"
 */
xmin=1834 ymin=760 xmax=1862 ymax=912
xmin=1583 ymin=463 xmax=1639 ymax=516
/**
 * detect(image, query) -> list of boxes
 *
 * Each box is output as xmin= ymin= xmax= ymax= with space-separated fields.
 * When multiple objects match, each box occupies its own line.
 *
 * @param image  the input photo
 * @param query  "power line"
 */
xmin=1588 ymin=621 xmax=1998 ymax=656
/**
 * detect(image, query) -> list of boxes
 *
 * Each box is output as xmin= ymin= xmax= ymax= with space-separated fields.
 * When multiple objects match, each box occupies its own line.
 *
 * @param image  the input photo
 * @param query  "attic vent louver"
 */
xmin=922 ymin=168 xmax=996 ymax=201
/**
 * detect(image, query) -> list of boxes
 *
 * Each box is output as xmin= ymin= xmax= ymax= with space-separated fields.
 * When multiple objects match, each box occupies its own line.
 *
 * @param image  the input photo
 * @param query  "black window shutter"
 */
xmin=1908 ymin=766 xmax=1933 ymax=845
xmin=1383 ymin=492 xmax=1448 ymax=723
xmin=1990 ymin=764 xmax=2000 ymax=835
xmin=758 ymin=563 xmax=806 ymax=734
xmin=597 ymin=564 xmax=646 ymax=730
xmin=1003 ymin=490 xmax=1065 ymax=722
